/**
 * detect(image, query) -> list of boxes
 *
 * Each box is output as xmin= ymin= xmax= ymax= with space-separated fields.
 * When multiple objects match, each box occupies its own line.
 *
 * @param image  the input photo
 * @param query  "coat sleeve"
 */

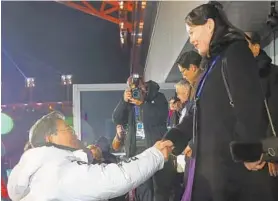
xmin=112 ymin=97 xmax=130 ymax=125
xmin=225 ymin=41 xmax=266 ymax=141
xmin=58 ymin=147 xmax=164 ymax=201
xmin=163 ymin=113 xmax=193 ymax=155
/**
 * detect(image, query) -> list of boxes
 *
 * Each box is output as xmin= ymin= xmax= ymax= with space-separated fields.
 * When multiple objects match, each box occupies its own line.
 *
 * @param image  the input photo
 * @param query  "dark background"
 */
xmin=1 ymin=1 xmax=131 ymax=169
xmin=1 ymin=1 xmax=130 ymax=104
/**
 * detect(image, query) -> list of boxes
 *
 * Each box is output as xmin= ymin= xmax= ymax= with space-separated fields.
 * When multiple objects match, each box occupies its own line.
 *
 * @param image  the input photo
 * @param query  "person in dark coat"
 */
xmin=245 ymin=31 xmax=278 ymax=199
xmin=164 ymin=2 xmax=275 ymax=201
xmin=175 ymin=51 xmax=203 ymax=201
xmin=112 ymin=76 xmax=170 ymax=201
xmin=168 ymin=96 xmax=182 ymax=129
xmin=171 ymin=80 xmax=192 ymax=201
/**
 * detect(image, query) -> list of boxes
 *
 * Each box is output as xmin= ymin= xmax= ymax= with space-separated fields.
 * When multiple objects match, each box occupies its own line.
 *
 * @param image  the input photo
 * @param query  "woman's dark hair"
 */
xmin=185 ymin=1 xmax=246 ymax=56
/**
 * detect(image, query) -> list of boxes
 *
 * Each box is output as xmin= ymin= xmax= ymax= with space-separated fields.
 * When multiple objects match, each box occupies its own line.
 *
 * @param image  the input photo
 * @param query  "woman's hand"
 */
xmin=183 ymin=145 xmax=192 ymax=158
xmin=244 ymin=154 xmax=266 ymax=171
xmin=268 ymin=162 xmax=278 ymax=177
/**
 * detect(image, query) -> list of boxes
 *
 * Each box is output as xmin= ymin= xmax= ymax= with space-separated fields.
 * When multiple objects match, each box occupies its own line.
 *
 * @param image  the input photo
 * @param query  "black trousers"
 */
xmin=270 ymin=176 xmax=278 ymax=200
xmin=134 ymin=160 xmax=178 ymax=201
xmin=153 ymin=160 xmax=177 ymax=201
xmin=135 ymin=178 xmax=154 ymax=201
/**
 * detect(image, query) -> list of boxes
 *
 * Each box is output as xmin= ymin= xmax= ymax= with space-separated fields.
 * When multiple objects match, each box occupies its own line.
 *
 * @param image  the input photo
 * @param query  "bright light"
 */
xmin=61 ymin=74 xmax=73 ymax=85
xmin=25 ymin=77 xmax=35 ymax=88
xmin=142 ymin=1 xmax=147 ymax=9
xmin=1 ymin=113 xmax=14 ymax=135
xmin=66 ymin=75 xmax=72 ymax=79
xmin=139 ymin=22 xmax=144 ymax=29
xmin=133 ymin=74 xmax=139 ymax=78
xmin=120 ymin=22 xmax=124 ymax=29
xmin=137 ymin=37 xmax=142 ymax=45
xmin=119 ymin=1 xmax=124 ymax=10
xmin=120 ymin=37 xmax=125 ymax=44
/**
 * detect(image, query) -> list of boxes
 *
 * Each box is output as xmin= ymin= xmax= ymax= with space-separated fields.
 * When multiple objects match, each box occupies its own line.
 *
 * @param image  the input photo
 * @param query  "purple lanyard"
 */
xmin=196 ymin=56 xmax=220 ymax=99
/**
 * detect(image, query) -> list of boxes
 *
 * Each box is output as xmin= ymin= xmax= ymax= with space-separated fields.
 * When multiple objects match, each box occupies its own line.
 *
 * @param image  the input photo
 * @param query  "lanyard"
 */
xmin=134 ymin=106 xmax=141 ymax=122
xmin=167 ymin=110 xmax=173 ymax=126
xmin=195 ymin=56 xmax=220 ymax=99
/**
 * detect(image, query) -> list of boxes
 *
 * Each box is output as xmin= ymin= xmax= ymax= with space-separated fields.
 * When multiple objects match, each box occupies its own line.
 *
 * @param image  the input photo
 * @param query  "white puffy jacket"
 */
xmin=7 ymin=145 xmax=164 ymax=201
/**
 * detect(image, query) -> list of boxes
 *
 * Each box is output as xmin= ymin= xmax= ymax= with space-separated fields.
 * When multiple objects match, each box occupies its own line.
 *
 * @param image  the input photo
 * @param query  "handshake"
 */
xmin=153 ymin=140 xmax=174 ymax=161
xmin=113 ymin=125 xmax=174 ymax=161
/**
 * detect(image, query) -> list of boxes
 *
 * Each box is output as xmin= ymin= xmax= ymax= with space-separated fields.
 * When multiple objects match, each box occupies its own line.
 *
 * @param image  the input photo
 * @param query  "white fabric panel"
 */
xmin=264 ymin=40 xmax=278 ymax=65
xmin=144 ymin=1 xmax=208 ymax=83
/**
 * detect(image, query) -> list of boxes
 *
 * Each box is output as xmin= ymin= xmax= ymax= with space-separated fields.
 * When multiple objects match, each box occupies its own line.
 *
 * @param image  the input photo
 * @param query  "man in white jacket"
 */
xmin=7 ymin=111 xmax=173 ymax=201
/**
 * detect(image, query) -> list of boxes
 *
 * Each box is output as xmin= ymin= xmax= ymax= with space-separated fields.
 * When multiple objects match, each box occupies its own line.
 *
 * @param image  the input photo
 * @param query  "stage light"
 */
xmin=1 ymin=113 xmax=14 ymax=135
xmin=119 ymin=1 xmax=124 ymax=10
xmin=139 ymin=22 xmax=144 ymax=29
xmin=61 ymin=74 xmax=73 ymax=85
xmin=120 ymin=22 xmax=124 ymax=29
xmin=25 ymin=78 xmax=35 ymax=88
xmin=120 ymin=37 xmax=125 ymax=45
xmin=142 ymin=1 xmax=147 ymax=9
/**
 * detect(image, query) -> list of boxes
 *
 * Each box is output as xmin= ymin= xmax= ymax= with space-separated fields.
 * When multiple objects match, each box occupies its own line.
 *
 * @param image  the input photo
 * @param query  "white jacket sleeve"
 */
xmin=58 ymin=146 xmax=164 ymax=201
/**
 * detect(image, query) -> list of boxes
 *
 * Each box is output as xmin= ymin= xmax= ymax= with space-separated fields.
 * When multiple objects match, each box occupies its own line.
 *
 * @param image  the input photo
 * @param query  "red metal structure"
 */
xmin=57 ymin=1 xmax=147 ymax=75
xmin=57 ymin=1 xmax=134 ymax=31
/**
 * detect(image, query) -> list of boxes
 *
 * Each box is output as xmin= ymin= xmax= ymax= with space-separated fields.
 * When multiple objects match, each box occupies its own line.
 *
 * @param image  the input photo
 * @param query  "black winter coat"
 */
xmin=112 ymin=80 xmax=168 ymax=157
xmin=165 ymin=37 xmax=274 ymax=200
xmin=256 ymin=50 xmax=278 ymax=137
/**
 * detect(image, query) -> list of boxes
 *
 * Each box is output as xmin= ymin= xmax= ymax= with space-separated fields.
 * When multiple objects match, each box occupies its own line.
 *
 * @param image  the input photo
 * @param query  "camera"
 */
xmin=130 ymin=74 xmax=141 ymax=100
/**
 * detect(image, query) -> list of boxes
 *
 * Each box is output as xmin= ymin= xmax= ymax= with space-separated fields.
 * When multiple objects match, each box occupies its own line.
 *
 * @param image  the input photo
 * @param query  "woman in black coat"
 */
xmin=165 ymin=2 xmax=274 ymax=201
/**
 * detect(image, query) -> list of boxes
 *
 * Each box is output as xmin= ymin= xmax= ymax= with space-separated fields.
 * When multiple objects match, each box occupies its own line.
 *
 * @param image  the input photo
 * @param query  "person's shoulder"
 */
xmin=21 ymin=146 xmax=46 ymax=160
xmin=223 ymin=40 xmax=254 ymax=64
xmin=154 ymin=92 xmax=167 ymax=102
xmin=271 ymin=64 xmax=278 ymax=73
xmin=270 ymin=64 xmax=278 ymax=84
xmin=225 ymin=40 xmax=249 ymax=55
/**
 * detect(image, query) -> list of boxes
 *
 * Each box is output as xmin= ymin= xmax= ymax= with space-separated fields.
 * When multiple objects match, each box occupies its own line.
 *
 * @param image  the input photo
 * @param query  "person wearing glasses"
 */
xmin=7 ymin=111 xmax=174 ymax=201
xmin=164 ymin=2 xmax=274 ymax=201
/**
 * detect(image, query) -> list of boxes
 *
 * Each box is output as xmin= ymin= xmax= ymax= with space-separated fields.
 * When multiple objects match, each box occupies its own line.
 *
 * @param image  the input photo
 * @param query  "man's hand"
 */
xmin=154 ymin=140 xmax=174 ymax=161
xmin=129 ymin=98 xmax=143 ymax=106
xmin=244 ymin=154 xmax=266 ymax=171
xmin=268 ymin=162 xmax=278 ymax=177
xmin=123 ymin=89 xmax=132 ymax=102
xmin=183 ymin=145 xmax=192 ymax=158
xmin=88 ymin=145 xmax=103 ymax=161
